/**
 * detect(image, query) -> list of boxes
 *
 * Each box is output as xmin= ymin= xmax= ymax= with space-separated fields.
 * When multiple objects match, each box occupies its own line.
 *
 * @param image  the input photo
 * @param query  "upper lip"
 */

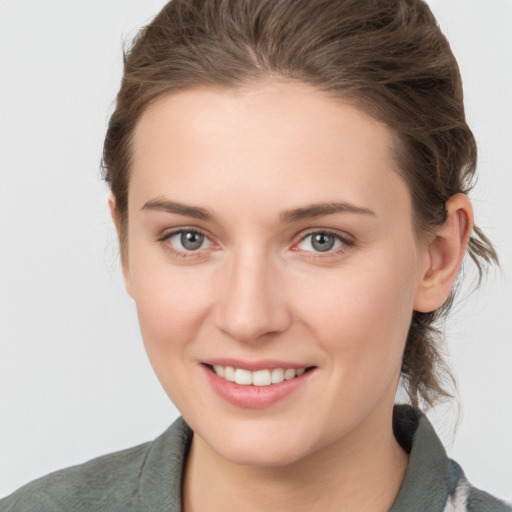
xmin=202 ymin=358 xmax=314 ymax=372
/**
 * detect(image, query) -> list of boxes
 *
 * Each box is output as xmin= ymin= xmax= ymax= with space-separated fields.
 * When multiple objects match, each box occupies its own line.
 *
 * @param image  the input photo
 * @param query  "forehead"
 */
xmin=129 ymin=81 xmax=410 ymax=223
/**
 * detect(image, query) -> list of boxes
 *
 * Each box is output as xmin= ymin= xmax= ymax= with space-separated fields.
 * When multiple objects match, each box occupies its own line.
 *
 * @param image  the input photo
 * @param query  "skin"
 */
xmin=110 ymin=80 xmax=473 ymax=512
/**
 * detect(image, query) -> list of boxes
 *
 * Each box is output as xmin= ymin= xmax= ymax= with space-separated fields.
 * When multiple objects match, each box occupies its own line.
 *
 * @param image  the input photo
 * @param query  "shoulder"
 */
xmin=446 ymin=473 xmax=511 ymax=512
xmin=391 ymin=405 xmax=510 ymax=512
xmin=443 ymin=463 xmax=511 ymax=512
xmin=0 ymin=441 xmax=153 ymax=512
xmin=465 ymin=484 xmax=511 ymax=512
xmin=0 ymin=417 xmax=192 ymax=512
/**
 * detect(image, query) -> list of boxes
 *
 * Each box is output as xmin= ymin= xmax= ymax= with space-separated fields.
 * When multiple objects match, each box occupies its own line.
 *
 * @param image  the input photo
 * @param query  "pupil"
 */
xmin=181 ymin=231 xmax=204 ymax=250
xmin=312 ymin=233 xmax=334 ymax=252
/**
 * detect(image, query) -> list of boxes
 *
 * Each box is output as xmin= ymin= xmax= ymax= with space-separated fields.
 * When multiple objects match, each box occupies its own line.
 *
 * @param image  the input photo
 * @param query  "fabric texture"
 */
xmin=1 ymin=405 xmax=509 ymax=512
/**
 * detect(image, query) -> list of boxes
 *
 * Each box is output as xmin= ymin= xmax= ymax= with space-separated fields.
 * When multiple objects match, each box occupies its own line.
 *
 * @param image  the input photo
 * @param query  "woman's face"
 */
xmin=123 ymin=81 xmax=431 ymax=466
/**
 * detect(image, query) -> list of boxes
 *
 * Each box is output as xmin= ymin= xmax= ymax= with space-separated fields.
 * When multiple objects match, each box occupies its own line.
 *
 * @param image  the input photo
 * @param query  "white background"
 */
xmin=0 ymin=0 xmax=511 ymax=502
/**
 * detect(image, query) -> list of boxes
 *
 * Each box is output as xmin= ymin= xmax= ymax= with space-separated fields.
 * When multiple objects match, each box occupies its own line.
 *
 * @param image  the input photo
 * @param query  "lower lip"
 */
xmin=203 ymin=365 xmax=314 ymax=409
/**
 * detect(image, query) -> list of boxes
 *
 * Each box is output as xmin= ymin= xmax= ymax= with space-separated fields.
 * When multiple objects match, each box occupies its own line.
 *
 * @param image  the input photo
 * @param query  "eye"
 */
xmin=296 ymin=231 xmax=351 ymax=254
xmin=162 ymin=229 xmax=213 ymax=255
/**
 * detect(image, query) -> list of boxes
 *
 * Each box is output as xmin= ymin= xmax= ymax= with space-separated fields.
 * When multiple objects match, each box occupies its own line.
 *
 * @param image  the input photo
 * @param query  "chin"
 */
xmin=215 ymin=437 xmax=310 ymax=468
xmin=192 ymin=416 xmax=321 ymax=468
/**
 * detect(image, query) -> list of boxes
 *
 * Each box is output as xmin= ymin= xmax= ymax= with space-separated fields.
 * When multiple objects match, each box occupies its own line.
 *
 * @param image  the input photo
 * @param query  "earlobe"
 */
xmin=108 ymin=193 xmax=134 ymax=298
xmin=414 ymin=193 xmax=474 ymax=313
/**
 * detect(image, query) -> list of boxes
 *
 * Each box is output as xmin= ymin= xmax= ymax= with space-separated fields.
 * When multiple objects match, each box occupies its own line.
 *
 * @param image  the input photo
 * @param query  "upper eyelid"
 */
xmin=159 ymin=228 xmax=214 ymax=258
xmin=158 ymin=227 xmax=354 ymax=249
xmin=157 ymin=228 xmax=215 ymax=256
xmin=292 ymin=229 xmax=355 ymax=256
xmin=297 ymin=228 xmax=353 ymax=243
xmin=159 ymin=226 xmax=212 ymax=241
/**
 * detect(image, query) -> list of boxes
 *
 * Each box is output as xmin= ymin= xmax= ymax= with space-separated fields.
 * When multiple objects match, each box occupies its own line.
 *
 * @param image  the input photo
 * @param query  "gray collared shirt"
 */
xmin=1 ymin=405 xmax=509 ymax=511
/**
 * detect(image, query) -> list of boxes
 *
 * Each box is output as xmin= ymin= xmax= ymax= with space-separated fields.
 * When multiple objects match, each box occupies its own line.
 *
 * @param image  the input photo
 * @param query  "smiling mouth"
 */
xmin=205 ymin=364 xmax=315 ymax=387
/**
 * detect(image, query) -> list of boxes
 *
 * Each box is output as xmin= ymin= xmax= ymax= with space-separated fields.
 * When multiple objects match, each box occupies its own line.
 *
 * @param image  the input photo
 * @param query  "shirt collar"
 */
xmin=142 ymin=405 xmax=461 ymax=511
xmin=390 ymin=404 xmax=462 ymax=512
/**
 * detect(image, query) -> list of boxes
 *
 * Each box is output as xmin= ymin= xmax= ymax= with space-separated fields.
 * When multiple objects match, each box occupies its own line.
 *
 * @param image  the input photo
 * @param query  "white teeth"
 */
xmin=212 ymin=365 xmax=308 ymax=386
xmin=284 ymin=368 xmax=296 ymax=380
xmin=224 ymin=366 xmax=235 ymax=382
xmin=213 ymin=365 xmax=224 ymax=378
xmin=234 ymin=368 xmax=252 ymax=385
xmin=271 ymin=368 xmax=284 ymax=384
xmin=252 ymin=369 xmax=272 ymax=386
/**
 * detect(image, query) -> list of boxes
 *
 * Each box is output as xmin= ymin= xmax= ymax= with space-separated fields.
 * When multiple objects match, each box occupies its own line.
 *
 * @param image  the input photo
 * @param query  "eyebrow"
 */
xmin=279 ymin=202 xmax=376 ymax=223
xmin=142 ymin=198 xmax=213 ymax=220
xmin=141 ymin=198 xmax=376 ymax=223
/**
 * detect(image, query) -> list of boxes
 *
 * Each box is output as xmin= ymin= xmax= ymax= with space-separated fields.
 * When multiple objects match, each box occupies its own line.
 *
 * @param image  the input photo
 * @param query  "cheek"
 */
xmin=128 ymin=254 xmax=214 ymax=360
xmin=129 ymin=262 xmax=217 ymax=414
xmin=294 ymin=252 xmax=418 ymax=385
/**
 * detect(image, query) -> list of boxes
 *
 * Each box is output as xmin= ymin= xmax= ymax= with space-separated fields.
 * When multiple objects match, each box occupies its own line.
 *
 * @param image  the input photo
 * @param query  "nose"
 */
xmin=214 ymin=249 xmax=292 ymax=344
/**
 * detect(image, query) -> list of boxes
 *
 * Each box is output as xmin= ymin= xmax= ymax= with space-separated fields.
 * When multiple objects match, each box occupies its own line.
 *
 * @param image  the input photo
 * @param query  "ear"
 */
xmin=108 ymin=192 xmax=134 ymax=298
xmin=414 ymin=193 xmax=474 ymax=313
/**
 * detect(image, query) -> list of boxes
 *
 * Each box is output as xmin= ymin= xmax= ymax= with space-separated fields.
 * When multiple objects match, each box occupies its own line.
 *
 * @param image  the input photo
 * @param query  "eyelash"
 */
xmin=158 ymin=228 xmax=213 ymax=259
xmin=158 ymin=228 xmax=354 ymax=259
xmin=294 ymin=229 xmax=355 ymax=258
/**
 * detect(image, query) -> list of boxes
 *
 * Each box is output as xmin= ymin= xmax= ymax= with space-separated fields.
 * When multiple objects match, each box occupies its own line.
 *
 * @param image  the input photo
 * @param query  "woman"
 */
xmin=0 ymin=0 xmax=510 ymax=510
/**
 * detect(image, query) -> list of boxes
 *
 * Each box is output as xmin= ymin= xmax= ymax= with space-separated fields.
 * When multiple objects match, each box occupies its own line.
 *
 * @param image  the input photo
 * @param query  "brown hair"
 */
xmin=102 ymin=0 xmax=498 ymax=409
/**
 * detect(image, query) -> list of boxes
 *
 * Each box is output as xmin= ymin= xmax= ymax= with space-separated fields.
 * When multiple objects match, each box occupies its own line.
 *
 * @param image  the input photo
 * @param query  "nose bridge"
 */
xmin=214 ymin=243 xmax=290 ymax=343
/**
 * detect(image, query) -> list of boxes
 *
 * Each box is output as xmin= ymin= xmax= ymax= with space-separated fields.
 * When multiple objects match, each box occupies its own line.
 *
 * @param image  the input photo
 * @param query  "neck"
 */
xmin=182 ymin=407 xmax=409 ymax=512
